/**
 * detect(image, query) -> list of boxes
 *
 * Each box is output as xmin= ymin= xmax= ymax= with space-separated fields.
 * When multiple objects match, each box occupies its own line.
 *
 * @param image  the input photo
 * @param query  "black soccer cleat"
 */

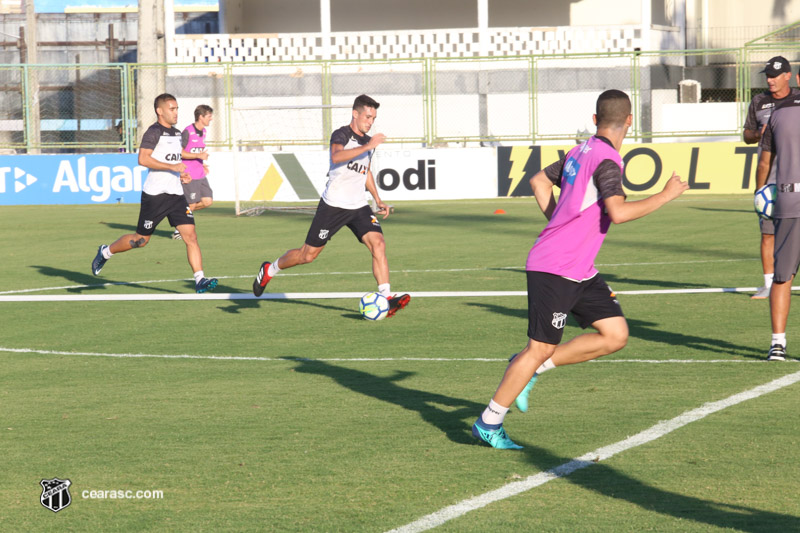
xmin=387 ymin=293 xmax=411 ymax=317
xmin=92 ymin=245 xmax=108 ymax=276
xmin=253 ymin=262 xmax=272 ymax=297
xmin=767 ymin=344 xmax=787 ymax=362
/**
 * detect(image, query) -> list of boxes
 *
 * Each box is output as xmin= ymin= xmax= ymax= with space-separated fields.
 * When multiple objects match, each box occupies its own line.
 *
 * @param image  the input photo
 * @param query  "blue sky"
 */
xmin=36 ymin=0 xmax=218 ymax=12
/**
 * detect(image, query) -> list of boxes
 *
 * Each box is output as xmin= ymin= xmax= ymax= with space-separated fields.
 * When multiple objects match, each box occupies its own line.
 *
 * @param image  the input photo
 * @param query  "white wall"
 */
xmin=708 ymin=0 xmax=800 ymax=27
xmin=571 ymin=0 xmax=642 ymax=26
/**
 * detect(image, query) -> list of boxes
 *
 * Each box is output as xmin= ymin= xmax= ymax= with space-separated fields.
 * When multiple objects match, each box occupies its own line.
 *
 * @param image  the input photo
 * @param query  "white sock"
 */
xmin=481 ymin=399 xmax=509 ymax=426
xmin=268 ymin=258 xmax=282 ymax=277
xmin=535 ymin=357 xmax=556 ymax=376
xmin=193 ymin=270 xmax=204 ymax=283
xmin=102 ymin=245 xmax=113 ymax=259
xmin=772 ymin=333 xmax=786 ymax=348
xmin=765 ymin=273 xmax=774 ymax=288
xmin=378 ymin=283 xmax=391 ymax=298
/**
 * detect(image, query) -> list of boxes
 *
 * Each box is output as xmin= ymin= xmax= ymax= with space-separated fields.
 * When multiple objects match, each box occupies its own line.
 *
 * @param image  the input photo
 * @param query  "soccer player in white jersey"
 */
xmin=91 ymin=93 xmax=218 ymax=293
xmin=252 ymin=94 xmax=410 ymax=315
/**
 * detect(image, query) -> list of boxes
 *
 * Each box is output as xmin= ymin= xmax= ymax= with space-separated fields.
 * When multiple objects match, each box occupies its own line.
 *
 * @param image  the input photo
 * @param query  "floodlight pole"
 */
xmin=137 ymin=0 xmax=167 ymax=136
xmin=23 ymin=0 xmax=41 ymax=153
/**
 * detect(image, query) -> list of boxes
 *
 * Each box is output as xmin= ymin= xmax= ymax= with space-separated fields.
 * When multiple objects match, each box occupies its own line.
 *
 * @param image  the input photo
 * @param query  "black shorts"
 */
xmin=136 ymin=192 xmax=194 ymax=236
xmin=526 ymin=271 xmax=624 ymax=345
xmin=304 ymin=199 xmax=382 ymax=247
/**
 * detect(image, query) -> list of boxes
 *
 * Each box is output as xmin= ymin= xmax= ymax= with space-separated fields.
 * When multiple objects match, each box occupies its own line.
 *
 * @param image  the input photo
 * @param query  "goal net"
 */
xmin=232 ymin=104 xmax=353 ymax=216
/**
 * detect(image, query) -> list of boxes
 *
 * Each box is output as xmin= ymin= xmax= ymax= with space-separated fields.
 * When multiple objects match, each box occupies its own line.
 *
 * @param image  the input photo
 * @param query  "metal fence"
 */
xmin=6 ymin=40 xmax=800 ymax=153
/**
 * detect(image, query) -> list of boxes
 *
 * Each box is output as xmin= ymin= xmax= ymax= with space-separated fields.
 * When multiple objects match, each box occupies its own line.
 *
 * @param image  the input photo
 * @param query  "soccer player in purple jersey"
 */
xmin=171 ymin=105 xmax=214 ymax=241
xmin=472 ymin=90 xmax=689 ymax=449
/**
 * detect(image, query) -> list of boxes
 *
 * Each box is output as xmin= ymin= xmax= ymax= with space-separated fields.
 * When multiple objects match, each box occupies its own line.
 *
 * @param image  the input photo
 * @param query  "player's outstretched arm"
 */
xmin=604 ymin=172 xmax=688 ymax=224
xmin=181 ymin=149 xmax=208 ymax=161
xmin=530 ymin=171 xmax=557 ymax=220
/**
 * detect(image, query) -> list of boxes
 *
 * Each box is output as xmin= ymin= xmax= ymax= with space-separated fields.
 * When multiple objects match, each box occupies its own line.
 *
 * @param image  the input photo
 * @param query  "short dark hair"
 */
xmin=153 ymin=93 xmax=177 ymax=114
xmin=595 ymin=90 xmax=631 ymax=128
xmin=194 ymin=104 xmax=213 ymax=121
xmin=353 ymin=94 xmax=380 ymax=111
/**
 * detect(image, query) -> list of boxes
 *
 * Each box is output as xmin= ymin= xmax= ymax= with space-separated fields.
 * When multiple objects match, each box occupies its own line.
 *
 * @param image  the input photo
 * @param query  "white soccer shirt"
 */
xmin=321 ymin=125 xmax=373 ymax=209
xmin=139 ymin=122 xmax=184 ymax=196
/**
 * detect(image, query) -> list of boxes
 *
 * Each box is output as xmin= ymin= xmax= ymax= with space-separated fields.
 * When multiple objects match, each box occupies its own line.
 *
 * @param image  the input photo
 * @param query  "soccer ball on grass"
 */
xmin=754 ymin=183 xmax=776 ymax=220
xmin=359 ymin=292 xmax=390 ymax=321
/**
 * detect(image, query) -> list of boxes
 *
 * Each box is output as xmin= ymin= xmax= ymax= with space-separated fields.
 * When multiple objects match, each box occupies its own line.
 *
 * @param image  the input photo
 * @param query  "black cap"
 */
xmin=760 ymin=56 xmax=791 ymax=77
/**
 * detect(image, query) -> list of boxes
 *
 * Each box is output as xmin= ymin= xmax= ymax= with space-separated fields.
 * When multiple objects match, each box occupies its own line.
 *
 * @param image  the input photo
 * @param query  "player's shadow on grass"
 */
xmin=603 ymin=273 xmax=709 ymax=289
xmin=100 ymin=222 xmax=175 ymax=239
xmin=689 ymin=206 xmax=754 ymax=214
xmin=521 ymin=443 xmax=800 ymax=532
xmin=218 ymin=297 xmax=355 ymax=316
xmin=626 ymin=317 xmax=762 ymax=359
xmin=285 ymin=358 xmax=483 ymax=444
xmin=396 ymin=213 xmax=533 ymax=236
xmin=29 ymin=265 xmax=180 ymax=294
xmin=464 ymin=302 xmax=761 ymax=358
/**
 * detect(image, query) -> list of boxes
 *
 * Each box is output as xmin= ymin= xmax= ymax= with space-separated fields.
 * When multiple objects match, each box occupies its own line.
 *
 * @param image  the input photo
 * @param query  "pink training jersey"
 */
xmin=182 ymin=123 xmax=207 ymax=180
xmin=526 ymin=136 xmax=624 ymax=281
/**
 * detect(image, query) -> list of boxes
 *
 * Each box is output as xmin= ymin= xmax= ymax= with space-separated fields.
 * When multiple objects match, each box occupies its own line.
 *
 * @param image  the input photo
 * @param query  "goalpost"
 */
xmin=232 ymin=104 xmax=353 ymax=216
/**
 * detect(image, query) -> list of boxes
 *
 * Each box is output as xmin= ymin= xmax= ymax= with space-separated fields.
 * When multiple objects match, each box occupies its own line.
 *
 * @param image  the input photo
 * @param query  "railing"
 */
xmin=5 ymin=37 xmax=800 ymax=153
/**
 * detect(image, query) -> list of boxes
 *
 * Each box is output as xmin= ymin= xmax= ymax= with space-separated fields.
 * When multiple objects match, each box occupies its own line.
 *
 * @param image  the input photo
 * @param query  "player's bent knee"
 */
xmin=609 ymin=333 xmax=628 ymax=353
xmin=363 ymin=233 xmax=386 ymax=253
xmin=604 ymin=328 xmax=628 ymax=353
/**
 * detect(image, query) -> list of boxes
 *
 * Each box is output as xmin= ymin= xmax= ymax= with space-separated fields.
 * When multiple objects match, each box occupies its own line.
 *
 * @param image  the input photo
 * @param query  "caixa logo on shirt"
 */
xmin=346 ymin=160 xmax=369 ymax=175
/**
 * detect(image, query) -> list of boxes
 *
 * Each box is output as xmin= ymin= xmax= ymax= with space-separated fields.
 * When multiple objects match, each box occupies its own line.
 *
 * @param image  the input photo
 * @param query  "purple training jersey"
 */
xmin=526 ymin=136 xmax=624 ymax=281
xmin=181 ymin=123 xmax=207 ymax=181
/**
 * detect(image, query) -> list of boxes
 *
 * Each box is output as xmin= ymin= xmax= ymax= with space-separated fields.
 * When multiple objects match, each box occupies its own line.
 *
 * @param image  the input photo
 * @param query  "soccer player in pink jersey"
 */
xmin=172 ymin=105 xmax=214 ymax=240
xmin=472 ymin=90 xmax=689 ymax=449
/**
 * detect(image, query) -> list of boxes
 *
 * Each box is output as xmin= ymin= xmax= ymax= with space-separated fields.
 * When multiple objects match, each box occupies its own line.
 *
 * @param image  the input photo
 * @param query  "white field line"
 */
xmin=0 ymin=258 xmax=757 ymax=296
xmin=0 ymin=347 xmax=789 ymax=364
xmin=386 ymin=369 xmax=800 ymax=533
xmin=2 ymin=286 xmax=799 ymax=303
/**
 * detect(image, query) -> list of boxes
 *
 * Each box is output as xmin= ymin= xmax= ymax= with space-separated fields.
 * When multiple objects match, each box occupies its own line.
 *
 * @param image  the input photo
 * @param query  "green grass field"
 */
xmin=2 ymin=196 xmax=799 ymax=532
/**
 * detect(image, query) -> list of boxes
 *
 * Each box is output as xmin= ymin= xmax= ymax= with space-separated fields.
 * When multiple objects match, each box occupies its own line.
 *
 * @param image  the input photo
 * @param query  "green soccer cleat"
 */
xmin=514 ymin=375 xmax=538 ymax=413
xmin=471 ymin=422 xmax=523 ymax=450
xmin=195 ymin=277 xmax=218 ymax=294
